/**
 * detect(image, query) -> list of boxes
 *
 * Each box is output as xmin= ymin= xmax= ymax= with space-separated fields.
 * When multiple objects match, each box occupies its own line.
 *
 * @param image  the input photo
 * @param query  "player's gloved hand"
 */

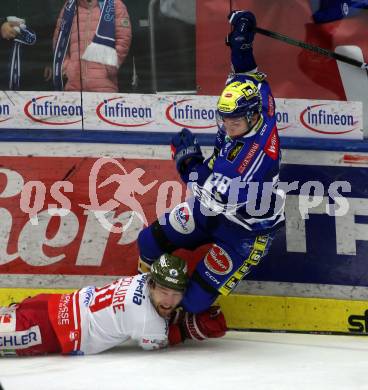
xmin=226 ymin=10 xmax=256 ymax=50
xmin=170 ymin=128 xmax=204 ymax=173
xmin=168 ymin=307 xmax=227 ymax=345
xmin=183 ymin=306 xmax=228 ymax=341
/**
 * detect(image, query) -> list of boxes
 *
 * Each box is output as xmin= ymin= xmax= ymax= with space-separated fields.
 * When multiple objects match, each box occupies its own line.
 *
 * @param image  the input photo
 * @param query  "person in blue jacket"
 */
xmin=137 ymin=10 xmax=285 ymax=313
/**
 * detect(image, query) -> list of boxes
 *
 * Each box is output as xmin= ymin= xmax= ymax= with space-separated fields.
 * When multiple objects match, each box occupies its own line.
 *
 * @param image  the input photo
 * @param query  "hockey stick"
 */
xmin=254 ymin=26 xmax=368 ymax=71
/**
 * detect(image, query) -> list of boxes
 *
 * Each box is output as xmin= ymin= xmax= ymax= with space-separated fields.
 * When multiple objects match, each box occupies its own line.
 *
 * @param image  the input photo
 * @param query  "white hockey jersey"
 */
xmin=48 ymin=274 xmax=169 ymax=354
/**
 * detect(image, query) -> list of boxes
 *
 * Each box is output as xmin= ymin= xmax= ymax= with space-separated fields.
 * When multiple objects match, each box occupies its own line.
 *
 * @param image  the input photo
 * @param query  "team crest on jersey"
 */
xmin=264 ymin=127 xmax=279 ymax=160
xmin=204 ymin=245 xmax=233 ymax=275
xmin=227 ymin=141 xmax=244 ymax=163
xmin=169 ymin=203 xmax=195 ymax=234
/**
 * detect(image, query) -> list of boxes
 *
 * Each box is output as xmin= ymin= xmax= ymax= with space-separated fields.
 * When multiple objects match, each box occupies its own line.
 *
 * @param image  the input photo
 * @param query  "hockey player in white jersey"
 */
xmin=0 ymin=254 xmax=227 ymax=356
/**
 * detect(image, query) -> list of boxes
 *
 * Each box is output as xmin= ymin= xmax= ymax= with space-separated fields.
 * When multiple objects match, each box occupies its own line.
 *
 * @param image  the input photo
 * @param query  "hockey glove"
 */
xmin=183 ymin=306 xmax=227 ymax=340
xmin=226 ymin=10 xmax=256 ymax=49
xmin=169 ymin=306 xmax=227 ymax=344
xmin=170 ymin=128 xmax=204 ymax=173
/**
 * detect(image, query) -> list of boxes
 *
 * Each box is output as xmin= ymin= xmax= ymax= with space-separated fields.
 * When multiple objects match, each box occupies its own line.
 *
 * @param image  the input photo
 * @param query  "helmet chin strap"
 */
xmin=243 ymin=116 xmax=254 ymax=135
xmin=246 ymin=112 xmax=258 ymax=127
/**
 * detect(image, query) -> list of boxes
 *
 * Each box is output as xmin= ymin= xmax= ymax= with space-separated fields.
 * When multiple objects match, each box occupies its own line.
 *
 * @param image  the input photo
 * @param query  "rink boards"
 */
xmin=0 ymin=139 xmax=367 ymax=334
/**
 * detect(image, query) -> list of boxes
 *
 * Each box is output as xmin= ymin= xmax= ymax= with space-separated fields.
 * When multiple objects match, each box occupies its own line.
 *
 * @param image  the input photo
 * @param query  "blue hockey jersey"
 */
xmin=183 ymin=71 xmax=285 ymax=233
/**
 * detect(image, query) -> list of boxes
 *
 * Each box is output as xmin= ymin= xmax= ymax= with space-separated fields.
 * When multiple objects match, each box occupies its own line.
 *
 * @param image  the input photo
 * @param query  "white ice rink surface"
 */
xmin=1 ymin=331 xmax=368 ymax=390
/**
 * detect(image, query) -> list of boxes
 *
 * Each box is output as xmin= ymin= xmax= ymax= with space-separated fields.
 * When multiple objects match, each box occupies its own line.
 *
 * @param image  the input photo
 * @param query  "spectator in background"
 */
xmin=0 ymin=17 xmax=21 ymax=40
xmin=45 ymin=0 xmax=131 ymax=92
xmin=0 ymin=16 xmax=36 ymax=90
xmin=0 ymin=1 xmax=64 ymax=92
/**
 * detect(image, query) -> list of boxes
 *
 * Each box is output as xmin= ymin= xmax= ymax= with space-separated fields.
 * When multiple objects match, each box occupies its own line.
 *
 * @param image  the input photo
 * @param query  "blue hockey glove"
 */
xmin=171 ymin=128 xmax=204 ymax=173
xmin=226 ymin=10 xmax=256 ymax=50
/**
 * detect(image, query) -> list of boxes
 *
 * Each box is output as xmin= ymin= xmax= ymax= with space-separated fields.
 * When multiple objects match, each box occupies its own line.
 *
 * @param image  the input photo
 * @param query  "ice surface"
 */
xmin=1 ymin=331 xmax=368 ymax=390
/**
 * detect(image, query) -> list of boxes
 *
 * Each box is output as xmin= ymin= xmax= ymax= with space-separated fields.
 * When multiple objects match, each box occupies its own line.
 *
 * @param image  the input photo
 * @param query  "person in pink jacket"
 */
xmin=49 ymin=0 xmax=131 ymax=92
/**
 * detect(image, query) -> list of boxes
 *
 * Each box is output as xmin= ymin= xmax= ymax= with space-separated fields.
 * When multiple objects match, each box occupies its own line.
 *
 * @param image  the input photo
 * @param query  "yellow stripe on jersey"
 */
xmin=219 ymin=235 xmax=269 ymax=296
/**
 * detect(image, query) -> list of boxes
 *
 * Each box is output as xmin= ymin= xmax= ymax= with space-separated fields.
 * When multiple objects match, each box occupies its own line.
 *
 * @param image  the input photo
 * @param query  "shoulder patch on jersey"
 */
xmin=248 ymin=71 xmax=267 ymax=82
xmin=169 ymin=202 xmax=195 ymax=234
xmin=264 ymin=126 xmax=279 ymax=160
xmin=226 ymin=141 xmax=244 ymax=163
xmin=267 ymin=94 xmax=275 ymax=117
xmin=237 ymin=142 xmax=260 ymax=174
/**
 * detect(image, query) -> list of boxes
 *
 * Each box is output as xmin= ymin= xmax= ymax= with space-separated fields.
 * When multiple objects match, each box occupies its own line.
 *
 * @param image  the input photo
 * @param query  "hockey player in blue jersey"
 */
xmin=137 ymin=10 xmax=285 ymax=313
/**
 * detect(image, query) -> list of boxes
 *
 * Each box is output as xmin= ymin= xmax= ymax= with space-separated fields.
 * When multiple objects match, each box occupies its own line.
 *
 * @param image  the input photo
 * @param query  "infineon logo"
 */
xmin=24 ymin=96 xmax=83 ymax=125
xmin=96 ymin=97 xmax=153 ymax=127
xmin=165 ymin=99 xmax=217 ymax=129
xmin=300 ymin=104 xmax=359 ymax=135
xmin=0 ymin=103 xmax=11 ymax=123
xmin=274 ymin=110 xmax=291 ymax=132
